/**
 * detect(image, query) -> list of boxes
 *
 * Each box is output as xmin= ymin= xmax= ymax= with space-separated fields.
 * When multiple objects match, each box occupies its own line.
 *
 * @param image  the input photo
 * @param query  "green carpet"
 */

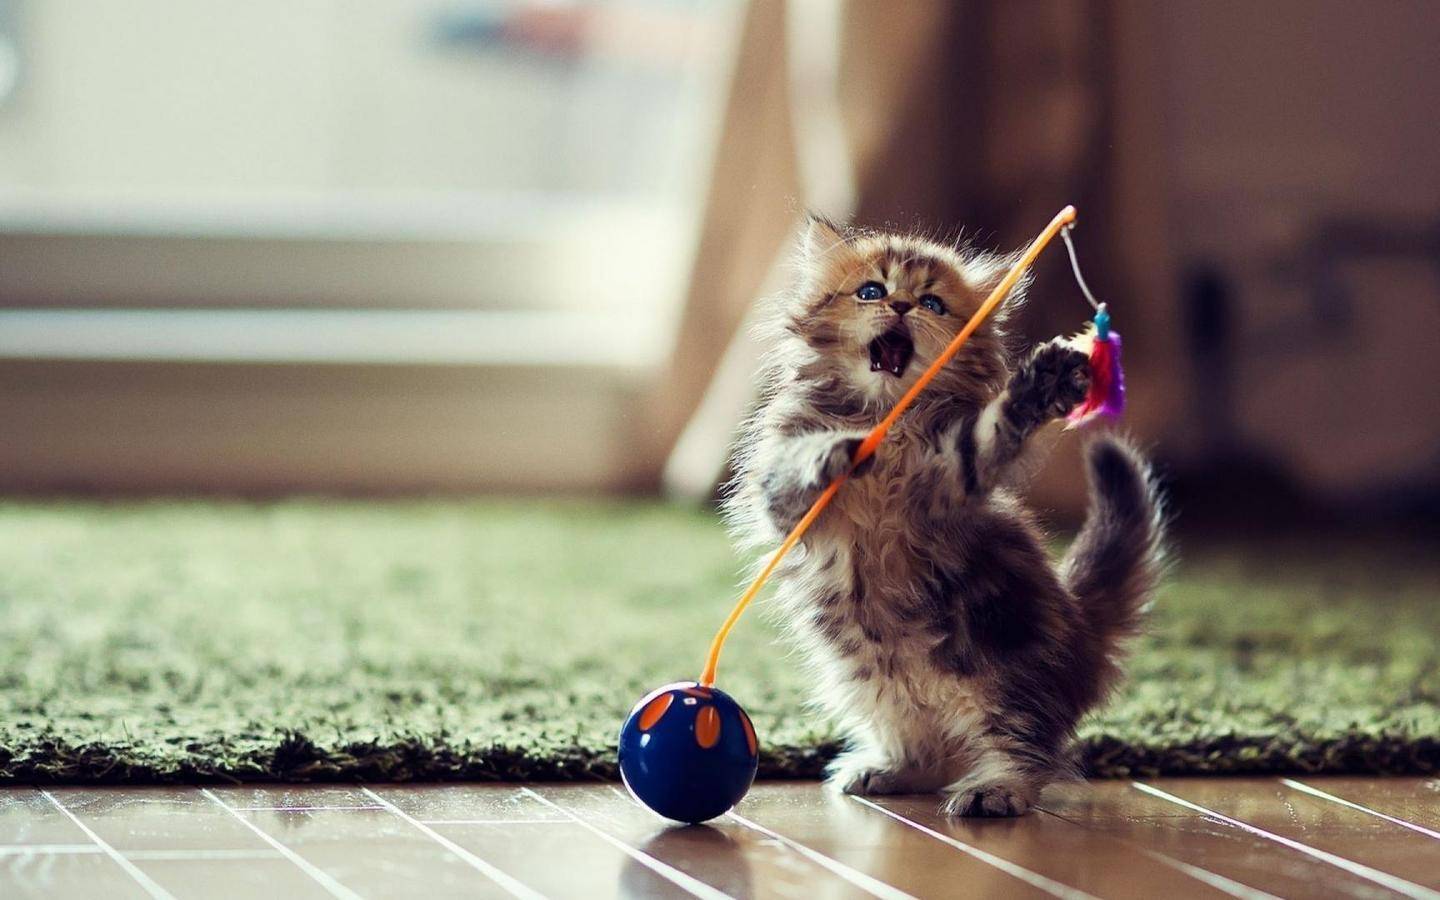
xmin=1 ymin=499 xmax=1436 ymax=784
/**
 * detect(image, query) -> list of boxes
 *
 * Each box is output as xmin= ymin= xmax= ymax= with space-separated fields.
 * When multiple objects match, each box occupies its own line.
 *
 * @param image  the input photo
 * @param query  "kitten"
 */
xmin=723 ymin=217 xmax=1164 ymax=816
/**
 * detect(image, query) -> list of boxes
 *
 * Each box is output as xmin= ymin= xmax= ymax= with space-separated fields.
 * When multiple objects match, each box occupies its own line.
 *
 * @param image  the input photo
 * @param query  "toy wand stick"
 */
xmin=698 ymin=204 xmax=1080 ymax=687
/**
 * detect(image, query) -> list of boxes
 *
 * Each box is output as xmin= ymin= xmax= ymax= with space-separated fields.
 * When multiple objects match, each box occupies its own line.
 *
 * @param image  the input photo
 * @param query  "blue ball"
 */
xmin=618 ymin=682 xmax=759 ymax=824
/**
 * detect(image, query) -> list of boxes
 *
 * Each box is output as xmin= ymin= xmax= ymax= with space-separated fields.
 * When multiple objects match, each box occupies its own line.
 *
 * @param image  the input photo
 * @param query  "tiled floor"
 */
xmin=1 ymin=778 xmax=1437 ymax=898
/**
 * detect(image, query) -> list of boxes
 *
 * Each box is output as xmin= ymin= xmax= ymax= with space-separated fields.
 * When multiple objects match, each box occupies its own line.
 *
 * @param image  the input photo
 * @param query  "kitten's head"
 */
xmin=781 ymin=216 xmax=1018 ymax=414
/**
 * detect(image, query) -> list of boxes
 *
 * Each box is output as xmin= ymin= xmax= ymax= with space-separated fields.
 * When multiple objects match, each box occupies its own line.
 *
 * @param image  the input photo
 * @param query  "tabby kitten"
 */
xmin=723 ymin=217 xmax=1164 ymax=816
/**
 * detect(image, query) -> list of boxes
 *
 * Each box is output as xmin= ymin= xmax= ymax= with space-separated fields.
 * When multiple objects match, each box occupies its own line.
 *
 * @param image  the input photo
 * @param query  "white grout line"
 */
xmin=125 ymin=849 xmax=285 ymax=861
xmin=359 ymin=787 xmax=545 ymax=900
xmin=1281 ymin=779 xmax=1440 ymax=841
xmin=200 ymin=788 xmax=364 ymax=900
xmin=1035 ymin=806 xmax=1280 ymax=900
xmin=726 ymin=809 xmax=918 ymax=900
xmin=519 ymin=787 xmax=734 ymax=900
xmin=0 ymin=844 xmax=287 ymax=861
xmin=1139 ymin=848 xmax=1282 ymax=900
xmin=416 ymin=819 xmax=570 ymax=825
xmin=39 ymin=789 xmax=179 ymax=900
xmin=0 ymin=844 xmax=288 ymax=862
xmin=230 ymin=806 xmax=384 ymax=812
xmin=850 ymin=797 xmax=1097 ymax=900
xmin=0 ymin=844 xmax=103 ymax=856
xmin=1132 ymin=782 xmax=1440 ymax=900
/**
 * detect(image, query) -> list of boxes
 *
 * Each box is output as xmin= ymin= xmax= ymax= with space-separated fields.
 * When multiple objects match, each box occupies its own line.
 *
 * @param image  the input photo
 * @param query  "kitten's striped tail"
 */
xmin=1062 ymin=435 xmax=1165 ymax=643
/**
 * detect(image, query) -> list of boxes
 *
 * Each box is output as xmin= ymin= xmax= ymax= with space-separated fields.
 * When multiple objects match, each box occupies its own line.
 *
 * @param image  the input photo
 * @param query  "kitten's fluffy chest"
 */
xmin=779 ymin=427 xmax=988 ymax=735
xmin=823 ymin=429 xmax=938 ymax=580
xmin=780 ymin=429 xmax=950 ymax=646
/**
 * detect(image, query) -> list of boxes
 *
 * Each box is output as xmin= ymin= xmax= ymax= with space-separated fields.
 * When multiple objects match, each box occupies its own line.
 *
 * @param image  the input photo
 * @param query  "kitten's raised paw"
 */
xmin=1007 ymin=340 xmax=1090 ymax=427
xmin=1036 ymin=342 xmax=1088 ymax=414
xmin=941 ymin=783 xmax=1033 ymax=817
xmin=1031 ymin=341 xmax=1091 ymax=418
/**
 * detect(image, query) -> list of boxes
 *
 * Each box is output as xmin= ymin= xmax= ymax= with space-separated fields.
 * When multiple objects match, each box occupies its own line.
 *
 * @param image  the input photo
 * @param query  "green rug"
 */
xmin=1 ymin=500 xmax=1436 ymax=784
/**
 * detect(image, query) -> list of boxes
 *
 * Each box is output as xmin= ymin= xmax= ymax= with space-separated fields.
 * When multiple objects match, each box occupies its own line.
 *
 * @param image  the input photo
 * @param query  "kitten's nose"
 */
xmin=889 ymin=300 xmax=913 ymax=315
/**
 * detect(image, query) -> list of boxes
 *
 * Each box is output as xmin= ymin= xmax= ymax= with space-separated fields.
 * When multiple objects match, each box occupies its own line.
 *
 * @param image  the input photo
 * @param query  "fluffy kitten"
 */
xmin=723 ymin=217 xmax=1164 ymax=816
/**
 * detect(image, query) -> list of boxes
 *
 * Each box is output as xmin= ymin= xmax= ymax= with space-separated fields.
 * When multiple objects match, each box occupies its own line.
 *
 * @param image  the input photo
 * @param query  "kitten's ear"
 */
xmin=966 ymin=250 xmax=1032 ymax=321
xmin=799 ymin=214 xmax=848 ymax=267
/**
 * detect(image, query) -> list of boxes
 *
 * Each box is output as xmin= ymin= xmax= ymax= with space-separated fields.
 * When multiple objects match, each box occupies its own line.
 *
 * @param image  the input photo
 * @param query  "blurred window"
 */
xmin=0 ymin=0 xmax=741 ymax=365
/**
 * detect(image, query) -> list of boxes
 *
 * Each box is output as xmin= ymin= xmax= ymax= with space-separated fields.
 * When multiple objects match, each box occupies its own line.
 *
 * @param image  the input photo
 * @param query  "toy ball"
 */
xmin=618 ymin=681 xmax=758 ymax=824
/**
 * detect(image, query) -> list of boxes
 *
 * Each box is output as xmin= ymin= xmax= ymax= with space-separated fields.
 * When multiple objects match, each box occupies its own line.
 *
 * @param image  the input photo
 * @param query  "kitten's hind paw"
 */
xmin=941 ymin=782 xmax=1034 ymax=817
xmin=830 ymin=759 xmax=943 ymax=796
xmin=835 ymin=767 xmax=908 ymax=796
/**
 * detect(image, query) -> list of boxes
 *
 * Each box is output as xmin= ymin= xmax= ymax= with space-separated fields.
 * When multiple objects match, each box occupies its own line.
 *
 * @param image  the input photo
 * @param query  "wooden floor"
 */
xmin=1 ymin=779 xmax=1437 ymax=899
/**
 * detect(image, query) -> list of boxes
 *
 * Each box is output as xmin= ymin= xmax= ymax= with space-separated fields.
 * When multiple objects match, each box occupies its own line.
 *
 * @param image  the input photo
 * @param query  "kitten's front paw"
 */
xmin=822 ymin=436 xmax=873 ymax=481
xmin=1031 ymin=341 xmax=1091 ymax=418
xmin=941 ymin=782 xmax=1034 ymax=817
xmin=1011 ymin=340 xmax=1090 ymax=425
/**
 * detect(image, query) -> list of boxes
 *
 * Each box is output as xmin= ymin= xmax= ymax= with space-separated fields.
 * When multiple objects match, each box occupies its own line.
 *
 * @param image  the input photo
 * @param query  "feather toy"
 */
xmin=1067 ymin=305 xmax=1125 ymax=426
xmin=1061 ymin=226 xmax=1125 ymax=427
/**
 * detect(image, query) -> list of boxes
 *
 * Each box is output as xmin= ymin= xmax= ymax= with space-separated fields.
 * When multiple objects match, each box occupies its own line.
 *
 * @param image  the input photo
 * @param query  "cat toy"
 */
xmin=1061 ymin=225 xmax=1125 ymax=425
xmin=618 ymin=205 xmax=1124 ymax=823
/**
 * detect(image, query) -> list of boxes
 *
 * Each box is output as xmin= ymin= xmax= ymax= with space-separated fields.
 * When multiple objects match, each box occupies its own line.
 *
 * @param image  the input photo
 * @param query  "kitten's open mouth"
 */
xmin=868 ymin=326 xmax=914 ymax=378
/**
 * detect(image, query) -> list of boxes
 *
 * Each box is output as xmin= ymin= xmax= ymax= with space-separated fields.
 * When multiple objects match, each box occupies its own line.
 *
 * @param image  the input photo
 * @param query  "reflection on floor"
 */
xmin=1 ymin=778 xmax=1438 ymax=899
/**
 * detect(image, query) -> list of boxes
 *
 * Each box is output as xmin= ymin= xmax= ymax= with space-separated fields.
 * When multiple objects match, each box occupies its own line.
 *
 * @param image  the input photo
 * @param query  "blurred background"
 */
xmin=1 ymin=0 xmax=1437 ymax=532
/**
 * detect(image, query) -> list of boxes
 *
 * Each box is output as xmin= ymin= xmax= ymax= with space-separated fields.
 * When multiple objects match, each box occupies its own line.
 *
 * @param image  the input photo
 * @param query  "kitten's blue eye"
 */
xmin=856 ymin=282 xmax=887 ymax=301
xmin=919 ymin=294 xmax=947 ymax=315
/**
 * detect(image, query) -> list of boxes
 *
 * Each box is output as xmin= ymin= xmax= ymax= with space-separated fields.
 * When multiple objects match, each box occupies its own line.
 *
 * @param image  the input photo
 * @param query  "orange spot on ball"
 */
xmin=695 ymin=705 xmax=721 ymax=749
xmin=638 ymin=693 xmax=674 ymax=731
xmin=740 ymin=710 xmax=757 ymax=756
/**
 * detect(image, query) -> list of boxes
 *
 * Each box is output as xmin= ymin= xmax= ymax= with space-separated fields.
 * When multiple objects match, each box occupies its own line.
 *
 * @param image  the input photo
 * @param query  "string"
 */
xmin=1061 ymin=225 xmax=1102 ymax=311
xmin=698 ymin=205 xmax=1079 ymax=687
